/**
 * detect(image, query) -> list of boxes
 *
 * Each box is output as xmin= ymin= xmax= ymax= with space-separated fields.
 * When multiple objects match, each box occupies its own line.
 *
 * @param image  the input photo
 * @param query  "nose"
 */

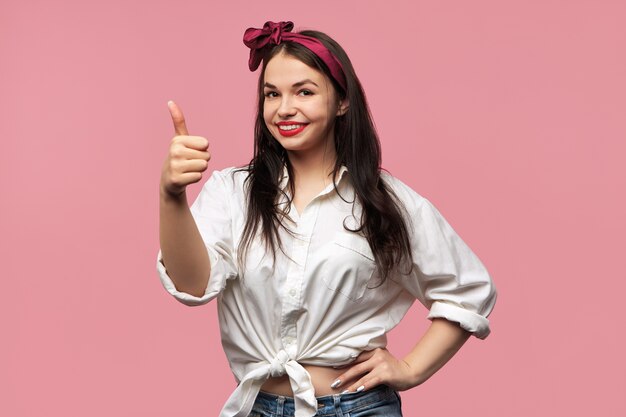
xmin=277 ymin=96 xmax=297 ymax=118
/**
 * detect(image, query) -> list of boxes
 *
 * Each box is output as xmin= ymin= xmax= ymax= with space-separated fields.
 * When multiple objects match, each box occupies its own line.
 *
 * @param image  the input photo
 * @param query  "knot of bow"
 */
xmin=268 ymin=349 xmax=292 ymax=378
xmin=243 ymin=21 xmax=295 ymax=71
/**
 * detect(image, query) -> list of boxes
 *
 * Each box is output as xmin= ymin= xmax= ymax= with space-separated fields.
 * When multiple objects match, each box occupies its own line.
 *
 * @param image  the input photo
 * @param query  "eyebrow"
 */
xmin=263 ymin=79 xmax=319 ymax=89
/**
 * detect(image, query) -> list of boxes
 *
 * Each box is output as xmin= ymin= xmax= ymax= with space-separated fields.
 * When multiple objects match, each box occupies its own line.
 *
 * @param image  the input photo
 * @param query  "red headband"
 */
xmin=243 ymin=21 xmax=347 ymax=92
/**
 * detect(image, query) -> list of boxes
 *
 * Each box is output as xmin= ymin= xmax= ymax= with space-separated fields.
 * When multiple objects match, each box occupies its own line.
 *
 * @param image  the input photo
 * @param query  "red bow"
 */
xmin=243 ymin=21 xmax=295 ymax=71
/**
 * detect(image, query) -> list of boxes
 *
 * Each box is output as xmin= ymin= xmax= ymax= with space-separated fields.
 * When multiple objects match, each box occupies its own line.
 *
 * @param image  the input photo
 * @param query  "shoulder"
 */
xmin=379 ymin=169 xmax=428 ymax=213
xmin=208 ymin=164 xmax=252 ymax=190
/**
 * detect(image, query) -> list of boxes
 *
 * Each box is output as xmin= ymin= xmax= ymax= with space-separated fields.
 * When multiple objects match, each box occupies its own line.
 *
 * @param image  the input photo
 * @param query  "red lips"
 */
xmin=276 ymin=122 xmax=308 ymax=137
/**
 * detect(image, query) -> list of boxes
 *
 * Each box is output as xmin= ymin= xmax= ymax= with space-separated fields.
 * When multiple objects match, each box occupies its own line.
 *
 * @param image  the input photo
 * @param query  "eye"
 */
xmin=264 ymin=91 xmax=278 ymax=98
xmin=299 ymin=89 xmax=313 ymax=96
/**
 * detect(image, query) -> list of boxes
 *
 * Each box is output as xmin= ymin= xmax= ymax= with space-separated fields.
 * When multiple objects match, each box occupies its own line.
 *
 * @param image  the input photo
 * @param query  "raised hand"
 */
xmin=160 ymin=101 xmax=211 ymax=198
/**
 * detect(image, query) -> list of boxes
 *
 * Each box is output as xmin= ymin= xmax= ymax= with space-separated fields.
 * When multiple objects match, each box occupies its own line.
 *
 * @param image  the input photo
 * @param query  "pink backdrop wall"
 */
xmin=2 ymin=0 xmax=624 ymax=415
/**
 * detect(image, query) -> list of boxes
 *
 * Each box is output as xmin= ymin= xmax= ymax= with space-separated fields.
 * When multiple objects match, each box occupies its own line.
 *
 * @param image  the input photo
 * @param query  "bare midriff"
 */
xmin=259 ymin=364 xmax=347 ymax=397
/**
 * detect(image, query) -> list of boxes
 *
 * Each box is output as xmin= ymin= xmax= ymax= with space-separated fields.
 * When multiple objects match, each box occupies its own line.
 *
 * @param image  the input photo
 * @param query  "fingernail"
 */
xmin=356 ymin=385 xmax=365 ymax=392
xmin=341 ymin=389 xmax=350 ymax=394
xmin=330 ymin=379 xmax=341 ymax=388
xmin=167 ymin=100 xmax=173 ymax=107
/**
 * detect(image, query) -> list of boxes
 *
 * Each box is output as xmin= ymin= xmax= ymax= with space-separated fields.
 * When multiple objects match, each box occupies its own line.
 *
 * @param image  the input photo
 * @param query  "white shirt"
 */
xmin=156 ymin=164 xmax=497 ymax=417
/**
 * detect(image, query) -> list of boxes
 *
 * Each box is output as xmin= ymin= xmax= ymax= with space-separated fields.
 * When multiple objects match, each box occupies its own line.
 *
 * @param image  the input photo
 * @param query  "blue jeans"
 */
xmin=247 ymin=383 xmax=403 ymax=416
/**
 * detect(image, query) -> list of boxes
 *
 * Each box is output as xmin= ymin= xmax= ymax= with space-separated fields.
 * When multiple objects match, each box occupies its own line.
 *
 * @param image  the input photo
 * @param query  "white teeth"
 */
xmin=278 ymin=124 xmax=304 ymax=131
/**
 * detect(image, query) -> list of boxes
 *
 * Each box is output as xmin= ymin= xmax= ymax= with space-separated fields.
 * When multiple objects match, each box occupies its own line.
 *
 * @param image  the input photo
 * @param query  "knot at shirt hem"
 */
xmin=269 ymin=349 xmax=291 ymax=377
xmin=218 ymin=352 xmax=319 ymax=417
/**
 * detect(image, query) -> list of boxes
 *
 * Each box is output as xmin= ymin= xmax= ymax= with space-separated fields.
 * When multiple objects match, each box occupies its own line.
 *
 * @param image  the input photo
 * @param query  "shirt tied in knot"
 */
xmin=269 ymin=349 xmax=291 ymax=377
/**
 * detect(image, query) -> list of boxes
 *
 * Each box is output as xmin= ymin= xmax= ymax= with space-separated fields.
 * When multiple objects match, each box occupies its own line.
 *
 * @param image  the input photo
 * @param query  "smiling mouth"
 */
xmin=277 ymin=123 xmax=308 ymax=137
xmin=278 ymin=123 xmax=307 ymax=131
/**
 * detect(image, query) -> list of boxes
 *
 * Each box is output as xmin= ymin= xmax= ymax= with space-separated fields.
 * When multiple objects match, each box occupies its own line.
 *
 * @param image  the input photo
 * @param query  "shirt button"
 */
xmin=289 ymin=288 xmax=297 ymax=297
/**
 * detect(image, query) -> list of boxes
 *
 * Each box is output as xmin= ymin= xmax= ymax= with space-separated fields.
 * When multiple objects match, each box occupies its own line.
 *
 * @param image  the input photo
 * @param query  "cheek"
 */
xmin=311 ymin=109 xmax=333 ymax=126
xmin=263 ymin=106 xmax=272 ymax=123
xmin=302 ymin=102 xmax=327 ymax=122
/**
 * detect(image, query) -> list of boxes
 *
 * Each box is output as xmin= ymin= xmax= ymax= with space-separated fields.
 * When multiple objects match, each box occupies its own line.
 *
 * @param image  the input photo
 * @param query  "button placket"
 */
xmin=279 ymin=200 xmax=319 ymax=353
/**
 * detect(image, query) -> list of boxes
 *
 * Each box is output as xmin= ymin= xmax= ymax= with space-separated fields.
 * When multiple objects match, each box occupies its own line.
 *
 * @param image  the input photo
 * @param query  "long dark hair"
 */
xmin=234 ymin=28 xmax=415 ymax=284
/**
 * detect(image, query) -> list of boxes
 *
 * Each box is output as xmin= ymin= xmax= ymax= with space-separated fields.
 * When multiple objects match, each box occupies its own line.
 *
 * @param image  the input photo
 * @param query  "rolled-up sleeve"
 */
xmin=156 ymin=168 xmax=238 ymax=306
xmin=402 ymin=194 xmax=497 ymax=339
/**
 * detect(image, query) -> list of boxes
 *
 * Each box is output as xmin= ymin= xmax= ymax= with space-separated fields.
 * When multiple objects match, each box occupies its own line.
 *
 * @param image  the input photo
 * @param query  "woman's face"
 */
xmin=263 ymin=50 xmax=347 ymax=157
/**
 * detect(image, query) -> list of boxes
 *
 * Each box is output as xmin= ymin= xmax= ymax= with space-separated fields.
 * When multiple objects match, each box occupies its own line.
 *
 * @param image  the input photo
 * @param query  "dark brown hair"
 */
xmin=234 ymin=28 xmax=415 ymax=284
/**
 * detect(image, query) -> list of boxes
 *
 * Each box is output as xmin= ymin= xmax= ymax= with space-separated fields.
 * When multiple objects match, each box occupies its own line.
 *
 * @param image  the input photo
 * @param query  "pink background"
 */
xmin=2 ymin=0 xmax=624 ymax=415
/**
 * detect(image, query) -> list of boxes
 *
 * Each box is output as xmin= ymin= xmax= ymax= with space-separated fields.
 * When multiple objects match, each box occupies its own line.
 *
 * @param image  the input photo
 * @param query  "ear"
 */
xmin=336 ymin=98 xmax=350 ymax=116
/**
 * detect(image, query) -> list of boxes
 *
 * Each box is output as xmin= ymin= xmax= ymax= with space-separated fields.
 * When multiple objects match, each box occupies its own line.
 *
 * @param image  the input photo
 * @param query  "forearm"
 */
xmin=401 ymin=318 xmax=472 ymax=386
xmin=159 ymin=187 xmax=211 ymax=297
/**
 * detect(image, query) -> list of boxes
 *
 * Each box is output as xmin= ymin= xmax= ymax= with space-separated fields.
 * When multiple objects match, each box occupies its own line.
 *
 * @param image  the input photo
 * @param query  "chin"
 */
xmin=273 ymin=133 xmax=305 ymax=147
xmin=278 ymin=142 xmax=306 ymax=152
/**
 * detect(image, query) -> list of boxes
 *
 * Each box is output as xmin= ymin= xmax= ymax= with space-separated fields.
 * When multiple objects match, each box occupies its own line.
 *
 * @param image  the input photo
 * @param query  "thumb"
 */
xmin=167 ymin=100 xmax=189 ymax=136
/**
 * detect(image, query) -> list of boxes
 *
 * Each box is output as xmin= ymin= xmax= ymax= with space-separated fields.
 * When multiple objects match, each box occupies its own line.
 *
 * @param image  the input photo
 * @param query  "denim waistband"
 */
xmin=254 ymin=383 xmax=400 ymax=416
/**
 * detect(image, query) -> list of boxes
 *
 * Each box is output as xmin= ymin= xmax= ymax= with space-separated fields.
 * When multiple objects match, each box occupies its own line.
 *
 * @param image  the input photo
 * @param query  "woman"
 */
xmin=158 ymin=21 xmax=497 ymax=417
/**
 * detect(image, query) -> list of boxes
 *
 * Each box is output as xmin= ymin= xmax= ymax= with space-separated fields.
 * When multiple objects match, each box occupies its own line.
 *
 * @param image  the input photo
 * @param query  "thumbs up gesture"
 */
xmin=160 ymin=101 xmax=211 ymax=198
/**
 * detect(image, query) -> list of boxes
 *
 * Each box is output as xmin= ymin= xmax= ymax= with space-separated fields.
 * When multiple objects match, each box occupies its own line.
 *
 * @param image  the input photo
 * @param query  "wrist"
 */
xmin=160 ymin=185 xmax=187 ymax=203
xmin=401 ymin=357 xmax=429 ymax=387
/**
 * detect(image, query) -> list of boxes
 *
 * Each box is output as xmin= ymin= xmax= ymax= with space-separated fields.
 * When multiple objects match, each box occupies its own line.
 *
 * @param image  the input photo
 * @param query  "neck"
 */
xmin=286 ymin=143 xmax=337 ymax=184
